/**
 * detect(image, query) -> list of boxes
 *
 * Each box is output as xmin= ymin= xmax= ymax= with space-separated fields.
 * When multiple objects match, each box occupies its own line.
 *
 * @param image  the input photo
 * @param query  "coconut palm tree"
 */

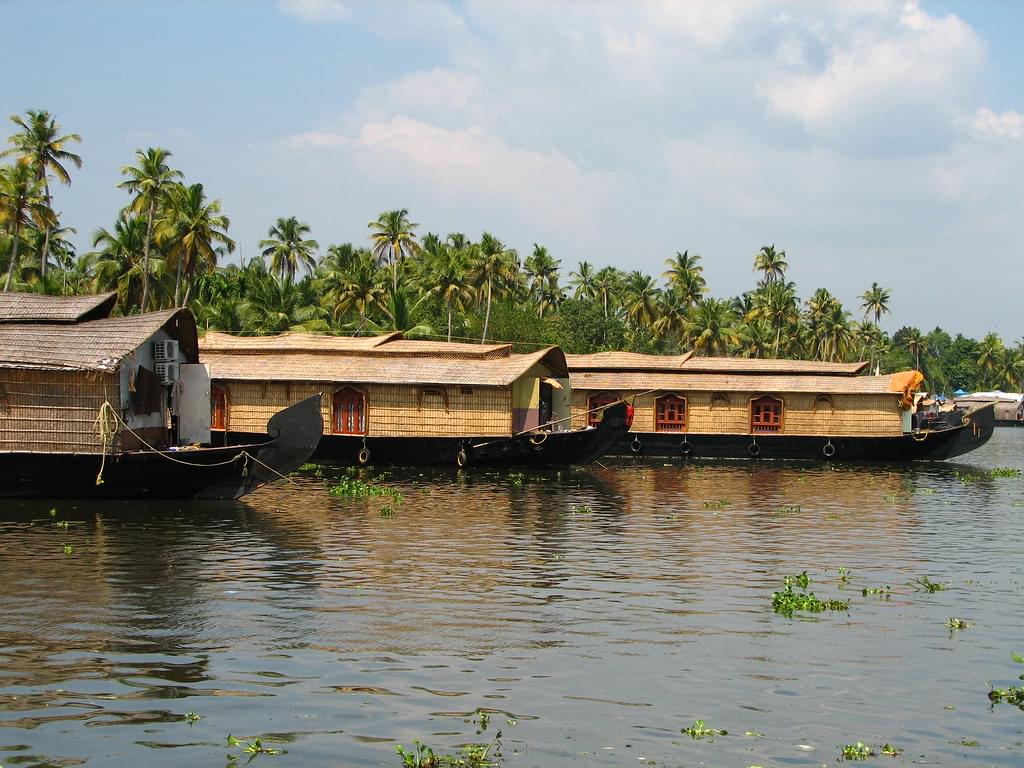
xmin=592 ymin=266 xmax=622 ymax=319
xmin=90 ymin=214 xmax=150 ymax=312
xmin=622 ymin=271 xmax=660 ymax=330
xmin=1 ymin=162 xmax=53 ymax=291
xmin=470 ymin=232 xmax=518 ymax=343
xmin=3 ymin=110 xmax=81 ymax=281
xmin=905 ymin=327 xmax=925 ymax=372
xmin=259 ymin=216 xmax=319 ymax=284
xmin=686 ymin=298 xmax=740 ymax=356
xmin=156 ymin=182 xmax=235 ymax=307
xmin=569 ymin=261 xmax=597 ymax=301
xmin=524 ymin=244 xmax=561 ymax=316
xmin=327 ymin=251 xmax=387 ymax=335
xmin=753 ymin=244 xmax=788 ymax=287
xmin=652 ymin=290 xmax=689 ymax=345
xmin=368 ymin=208 xmax=420 ymax=296
xmin=859 ymin=282 xmax=892 ymax=327
xmin=415 ymin=237 xmax=473 ymax=341
xmin=119 ymin=147 xmax=182 ymax=311
xmin=976 ymin=332 xmax=1004 ymax=387
xmin=663 ymin=250 xmax=706 ymax=305
xmin=748 ymin=280 xmax=799 ymax=357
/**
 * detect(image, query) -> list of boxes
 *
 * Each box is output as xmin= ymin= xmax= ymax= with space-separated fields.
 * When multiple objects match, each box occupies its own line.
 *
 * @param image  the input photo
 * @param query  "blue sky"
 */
xmin=2 ymin=0 xmax=1022 ymax=339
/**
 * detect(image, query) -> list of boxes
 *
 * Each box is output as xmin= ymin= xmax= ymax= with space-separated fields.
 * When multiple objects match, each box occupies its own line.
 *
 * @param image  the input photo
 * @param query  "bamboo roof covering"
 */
xmin=570 ymin=370 xmax=918 ymax=396
xmin=566 ymin=350 xmax=866 ymax=375
xmin=203 ymin=343 xmax=568 ymax=386
xmin=0 ymin=309 xmax=198 ymax=371
xmin=0 ymin=292 xmax=117 ymax=324
xmin=200 ymin=331 xmax=514 ymax=360
xmin=565 ymin=351 xmax=694 ymax=370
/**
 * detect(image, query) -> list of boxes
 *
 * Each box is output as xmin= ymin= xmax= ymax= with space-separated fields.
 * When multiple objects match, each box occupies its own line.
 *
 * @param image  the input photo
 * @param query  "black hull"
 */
xmin=0 ymin=395 xmax=323 ymax=500
xmin=606 ymin=403 xmax=995 ymax=462
xmin=229 ymin=402 xmax=631 ymax=468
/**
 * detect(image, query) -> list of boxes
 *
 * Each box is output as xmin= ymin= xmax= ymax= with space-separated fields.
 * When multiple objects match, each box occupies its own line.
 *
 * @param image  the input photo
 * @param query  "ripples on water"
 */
xmin=1 ymin=431 xmax=1023 ymax=767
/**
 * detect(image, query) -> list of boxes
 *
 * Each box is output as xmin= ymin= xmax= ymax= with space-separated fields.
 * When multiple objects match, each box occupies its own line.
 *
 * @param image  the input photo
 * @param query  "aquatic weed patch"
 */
xmin=772 ymin=571 xmax=848 ymax=617
xmin=702 ymin=498 xmax=731 ymax=509
xmin=839 ymin=742 xmax=874 ymax=760
xmin=395 ymin=732 xmax=502 ymax=767
xmin=987 ymin=652 xmax=1024 ymax=709
xmin=226 ymin=734 xmax=282 ymax=762
xmin=909 ymin=575 xmax=946 ymax=593
xmin=682 ymin=719 xmax=727 ymax=740
xmin=328 ymin=477 xmax=403 ymax=500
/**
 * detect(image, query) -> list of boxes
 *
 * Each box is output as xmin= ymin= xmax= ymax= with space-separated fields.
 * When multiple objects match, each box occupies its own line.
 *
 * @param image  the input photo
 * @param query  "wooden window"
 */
xmin=813 ymin=394 xmax=834 ymax=413
xmin=655 ymin=394 xmax=687 ymax=432
xmin=750 ymin=395 xmax=783 ymax=433
xmin=587 ymin=392 xmax=618 ymax=427
xmin=710 ymin=392 xmax=730 ymax=409
xmin=211 ymin=385 xmax=228 ymax=430
xmin=332 ymin=387 xmax=367 ymax=435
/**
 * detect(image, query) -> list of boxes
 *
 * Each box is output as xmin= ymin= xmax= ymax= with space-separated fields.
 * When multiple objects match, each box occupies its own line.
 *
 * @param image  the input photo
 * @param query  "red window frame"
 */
xmin=750 ymin=395 xmax=784 ymax=433
xmin=211 ymin=385 xmax=228 ymax=430
xmin=587 ymin=392 xmax=618 ymax=427
xmin=655 ymin=394 xmax=687 ymax=432
xmin=332 ymin=387 xmax=367 ymax=435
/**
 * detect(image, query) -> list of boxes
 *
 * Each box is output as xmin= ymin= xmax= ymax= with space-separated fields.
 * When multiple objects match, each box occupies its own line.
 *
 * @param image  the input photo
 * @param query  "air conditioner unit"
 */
xmin=153 ymin=339 xmax=179 ymax=362
xmin=154 ymin=361 xmax=179 ymax=385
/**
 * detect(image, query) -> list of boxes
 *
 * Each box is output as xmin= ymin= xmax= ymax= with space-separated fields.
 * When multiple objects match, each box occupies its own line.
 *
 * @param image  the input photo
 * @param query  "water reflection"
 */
xmin=1 ymin=431 xmax=1022 ymax=767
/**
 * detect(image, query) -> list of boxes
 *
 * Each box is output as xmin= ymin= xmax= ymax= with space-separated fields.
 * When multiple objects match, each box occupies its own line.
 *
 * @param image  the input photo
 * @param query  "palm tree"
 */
xmin=327 ymin=251 xmax=387 ymax=335
xmin=524 ymin=244 xmax=561 ymax=316
xmin=368 ymin=208 xmax=420 ymax=296
xmin=748 ymin=280 xmax=799 ymax=357
xmin=470 ymin=232 xmax=518 ymax=343
xmin=622 ymin=271 xmax=660 ymax=330
xmin=753 ymin=244 xmax=788 ymax=287
xmin=663 ymin=250 xmax=706 ymax=305
xmin=859 ymin=282 xmax=891 ymax=326
xmin=569 ymin=261 xmax=597 ymax=301
xmin=156 ymin=183 xmax=235 ymax=307
xmin=3 ymin=110 xmax=81 ymax=281
xmin=592 ymin=266 xmax=622 ymax=319
xmin=259 ymin=216 xmax=319 ymax=283
xmin=415 ymin=237 xmax=473 ymax=341
xmin=1 ymin=162 xmax=53 ymax=292
xmin=686 ymin=298 xmax=740 ymax=356
xmin=977 ymin=332 xmax=1004 ymax=387
xmin=652 ymin=290 xmax=689 ymax=345
xmin=905 ymin=327 xmax=925 ymax=371
xmin=90 ymin=214 xmax=149 ymax=312
xmin=119 ymin=147 xmax=182 ymax=311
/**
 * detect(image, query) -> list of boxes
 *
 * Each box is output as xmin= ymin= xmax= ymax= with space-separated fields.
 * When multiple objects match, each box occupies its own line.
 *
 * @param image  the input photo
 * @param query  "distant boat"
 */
xmin=199 ymin=332 xmax=631 ymax=468
xmin=565 ymin=352 xmax=995 ymax=461
xmin=953 ymin=391 xmax=1023 ymax=427
xmin=0 ymin=293 xmax=322 ymax=499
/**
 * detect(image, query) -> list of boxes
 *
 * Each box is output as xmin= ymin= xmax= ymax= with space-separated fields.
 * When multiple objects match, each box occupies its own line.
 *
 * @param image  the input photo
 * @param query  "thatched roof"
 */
xmin=571 ymin=370 xmax=915 ymax=395
xmin=0 ymin=309 xmax=198 ymax=372
xmin=200 ymin=332 xmax=568 ymax=386
xmin=0 ymin=292 xmax=117 ymax=324
xmin=566 ymin=351 xmax=866 ymax=375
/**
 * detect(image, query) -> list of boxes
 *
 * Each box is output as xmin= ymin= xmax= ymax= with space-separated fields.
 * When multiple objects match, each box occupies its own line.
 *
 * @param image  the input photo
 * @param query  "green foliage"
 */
xmin=909 ymin=575 xmax=946 ymax=593
xmin=226 ymin=734 xmax=281 ymax=761
xmin=840 ymin=742 xmax=875 ymax=760
xmin=948 ymin=617 xmax=970 ymax=631
xmin=772 ymin=572 xmax=848 ymax=617
xmin=702 ymin=498 xmax=731 ymax=509
xmin=987 ymin=652 xmax=1024 ymax=708
xmin=328 ymin=477 xmax=402 ymax=500
xmin=682 ymin=719 xmax=727 ymax=740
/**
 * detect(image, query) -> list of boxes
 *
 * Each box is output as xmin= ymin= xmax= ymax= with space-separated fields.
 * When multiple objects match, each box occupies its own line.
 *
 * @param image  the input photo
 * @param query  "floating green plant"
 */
xmin=62 ymin=543 xmax=73 ymax=554
xmin=475 ymin=710 xmax=490 ymax=732
xmin=987 ymin=467 xmax=1021 ymax=477
xmin=840 ymin=742 xmax=874 ymax=760
xmin=54 ymin=520 xmax=69 ymax=529
xmin=328 ymin=477 xmax=402 ymax=500
xmin=774 ymin=505 xmax=801 ymax=516
xmin=379 ymin=504 xmax=396 ymax=518
xmin=960 ymin=739 xmax=979 ymax=747
xmin=987 ymin=652 xmax=1024 ymax=708
xmin=702 ymin=498 xmax=731 ymax=509
xmin=296 ymin=462 xmax=318 ymax=471
xmin=569 ymin=505 xmax=593 ymax=514
xmin=226 ymin=735 xmax=281 ymax=760
xmin=772 ymin=572 xmax=848 ymax=617
xmin=838 ymin=567 xmax=850 ymax=584
xmin=880 ymin=743 xmax=901 ymax=756
xmin=682 ymin=719 xmax=727 ymax=740
xmin=508 ymin=472 xmax=524 ymax=487
xmin=395 ymin=732 xmax=502 ymax=767
xmin=184 ymin=711 xmax=201 ymax=724
xmin=948 ymin=617 xmax=970 ymax=631
xmin=862 ymin=585 xmax=890 ymax=597
xmin=909 ymin=575 xmax=946 ymax=593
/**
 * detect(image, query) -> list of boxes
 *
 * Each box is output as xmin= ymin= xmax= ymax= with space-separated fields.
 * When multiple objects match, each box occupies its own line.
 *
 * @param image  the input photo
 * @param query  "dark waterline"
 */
xmin=2 ymin=431 xmax=1023 ymax=767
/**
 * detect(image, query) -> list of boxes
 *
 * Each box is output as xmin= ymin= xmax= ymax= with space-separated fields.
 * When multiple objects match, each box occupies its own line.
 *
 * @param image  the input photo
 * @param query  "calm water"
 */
xmin=2 ymin=431 xmax=1023 ymax=767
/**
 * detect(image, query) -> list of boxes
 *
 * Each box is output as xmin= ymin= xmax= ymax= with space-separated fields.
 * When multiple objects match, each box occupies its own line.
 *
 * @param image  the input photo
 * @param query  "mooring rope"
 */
xmin=93 ymin=401 xmax=299 ymax=488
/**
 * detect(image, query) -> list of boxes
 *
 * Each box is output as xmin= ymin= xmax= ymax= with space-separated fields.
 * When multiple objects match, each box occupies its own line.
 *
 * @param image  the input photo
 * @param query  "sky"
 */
xmin=2 ymin=0 xmax=1022 ymax=340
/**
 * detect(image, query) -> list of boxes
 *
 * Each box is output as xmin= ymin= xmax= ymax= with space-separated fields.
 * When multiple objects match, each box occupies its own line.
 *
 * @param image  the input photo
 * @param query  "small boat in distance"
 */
xmin=0 ymin=293 xmax=323 ymax=499
xmin=200 ymin=332 xmax=631 ymax=468
xmin=566 ymin=352 xmax=994 ymax=461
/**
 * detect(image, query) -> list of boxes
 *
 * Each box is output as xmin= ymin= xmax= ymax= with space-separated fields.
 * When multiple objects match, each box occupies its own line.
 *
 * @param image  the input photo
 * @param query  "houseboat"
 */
xmin=953 ymin=391 xmax=1023 ymax=427
xmin=199 ymin=332 xmax=630 ymax=467
xmin=566 ymin=352 xmax=994 ymax=461
xmin=0 ymin=292 xmax=322 ymax=499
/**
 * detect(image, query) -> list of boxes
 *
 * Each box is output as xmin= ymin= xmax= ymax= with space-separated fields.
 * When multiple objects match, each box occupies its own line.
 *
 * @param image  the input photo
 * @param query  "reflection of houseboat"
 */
xmin=566 ymin=352 xmax=994 ymax=461
xmin=0 ymin=293 xmax=322 ymax=499
xmin=199 ymin=333 xmax=629 ymax=467
xmin=953 ymin=391 xmax=1023 ymax=427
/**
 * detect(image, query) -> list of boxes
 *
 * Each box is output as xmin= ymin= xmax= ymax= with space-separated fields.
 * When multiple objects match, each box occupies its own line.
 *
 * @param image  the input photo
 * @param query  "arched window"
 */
xmin=710 ymin=392 xmax=731 ymax=409
xmin=655 ymin=394 xmax=687 ymax=432
xmin=332 ymin=387 xmax=367 ymax=435
xmin=750 ymin=395 xmax=784 ymax=433
xmin=587 ymin=392 xmax=618 ymax=427
xmin=813 ymin=394 xmax=834 ymax=413
xmin=211 ymin=385 xmax=228 ymax=430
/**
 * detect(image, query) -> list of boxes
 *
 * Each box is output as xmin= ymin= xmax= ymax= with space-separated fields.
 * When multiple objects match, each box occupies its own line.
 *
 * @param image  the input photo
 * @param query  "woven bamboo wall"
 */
xmin=219 ymin=381 xmax=513 ymax=438
xmin=571 ymin=389 xmax=903 ymax=436
xmin=0 ymin=369 xmax=122 ymax=453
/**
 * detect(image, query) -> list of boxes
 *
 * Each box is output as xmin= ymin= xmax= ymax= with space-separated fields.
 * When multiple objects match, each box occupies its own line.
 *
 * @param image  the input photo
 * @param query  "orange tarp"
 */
xmin=889 ymin=370 xmax=924 ymax=409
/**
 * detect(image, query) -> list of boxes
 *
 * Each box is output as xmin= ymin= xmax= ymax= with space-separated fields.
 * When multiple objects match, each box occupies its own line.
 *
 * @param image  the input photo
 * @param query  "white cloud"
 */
xmin=279 ymin=0 xmax=350 ymax=23
xmin=969 ymin=108 xmax=1024 ymax=141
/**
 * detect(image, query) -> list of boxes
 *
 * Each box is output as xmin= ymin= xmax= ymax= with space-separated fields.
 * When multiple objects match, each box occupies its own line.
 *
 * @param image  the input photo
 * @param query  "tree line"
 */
xmin=1 ymin=109 xmax=1021 ymax=394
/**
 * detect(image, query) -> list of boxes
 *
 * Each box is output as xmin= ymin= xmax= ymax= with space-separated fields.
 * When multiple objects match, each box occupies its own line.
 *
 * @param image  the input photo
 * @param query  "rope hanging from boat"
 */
xmin=93 ymin=401 xmax=300 ymax=487
xmin=94 ymin=400 xmax=121 ymax=486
